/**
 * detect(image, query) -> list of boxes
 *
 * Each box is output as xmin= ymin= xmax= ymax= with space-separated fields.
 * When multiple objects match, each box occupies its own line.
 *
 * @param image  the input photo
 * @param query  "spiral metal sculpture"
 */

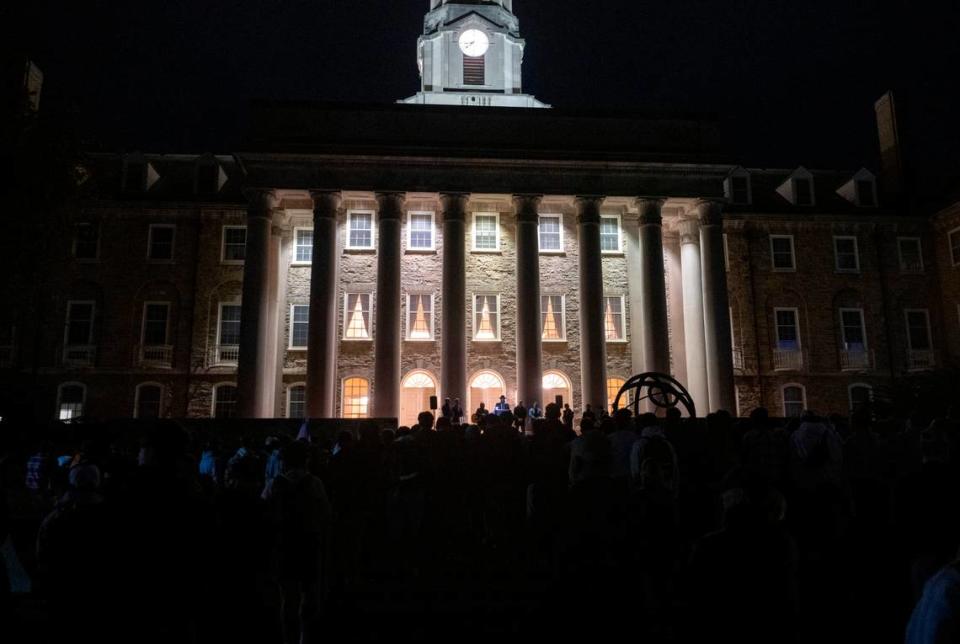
xmin=611 ymin=372 xmax=697 ymax=418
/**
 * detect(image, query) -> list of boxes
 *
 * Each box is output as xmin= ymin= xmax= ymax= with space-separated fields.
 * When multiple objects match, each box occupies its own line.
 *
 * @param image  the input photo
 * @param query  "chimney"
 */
xmin=874 ymin=91 xmax=905 ymax=206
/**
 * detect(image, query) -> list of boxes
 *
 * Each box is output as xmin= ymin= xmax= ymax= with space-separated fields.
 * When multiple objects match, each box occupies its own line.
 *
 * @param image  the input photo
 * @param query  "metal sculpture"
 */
xmin=611 ymin=372 xmax=697 ymax=418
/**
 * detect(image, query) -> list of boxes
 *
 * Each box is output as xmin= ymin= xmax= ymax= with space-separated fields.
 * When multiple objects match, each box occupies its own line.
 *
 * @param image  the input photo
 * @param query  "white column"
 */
xmin=372 ymin=192 xmax=405 ymax=419
xmin=513 ymin=194 xmax=543 ymax=407
xmin=678 ymin=217 xmax=709 ymax=416
xmin=636 ymin=198 xmax=670 ymax=375
xmin=237 ymin=189 xmax=279 ymax=418
xmin=440 ymin=193 xmax=468 ymax=406
xmin=697 ymin=200 xmax=736 ymax=413
xmin=576 ymin=196 xmax=609 ymax=412
xmin=306 ymin=191 xmax=342 ymax=418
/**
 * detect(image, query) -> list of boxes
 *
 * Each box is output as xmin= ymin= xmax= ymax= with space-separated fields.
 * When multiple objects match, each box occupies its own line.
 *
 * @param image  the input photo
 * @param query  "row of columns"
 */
xmin=236 ymin=190 xmax=735 ymax=419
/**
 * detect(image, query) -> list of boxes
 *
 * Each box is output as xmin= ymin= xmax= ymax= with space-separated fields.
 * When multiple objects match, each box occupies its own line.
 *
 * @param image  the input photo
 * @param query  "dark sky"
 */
xmin=12 ymin=0 xmax=960 ymax=175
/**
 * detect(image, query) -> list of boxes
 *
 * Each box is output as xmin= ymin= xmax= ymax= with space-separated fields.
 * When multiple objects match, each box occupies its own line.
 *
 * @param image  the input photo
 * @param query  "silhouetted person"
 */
xmin=441 ymin=397 xmax=453 ymax=421
xmin=265 ymin=440 xmax=331 ymax=644
xmin=562 ymin=403 xmax=574 ymax=433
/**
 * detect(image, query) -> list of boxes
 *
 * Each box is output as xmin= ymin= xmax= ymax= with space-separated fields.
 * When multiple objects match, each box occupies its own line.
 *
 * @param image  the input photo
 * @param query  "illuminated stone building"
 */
xmin=3 ymin=1 xmax=959 ymax=425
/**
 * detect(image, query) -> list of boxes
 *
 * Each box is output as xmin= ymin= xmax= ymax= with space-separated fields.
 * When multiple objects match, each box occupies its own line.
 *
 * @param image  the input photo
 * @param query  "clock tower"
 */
xmin=400 ymin=0 xmax=549 ymax=108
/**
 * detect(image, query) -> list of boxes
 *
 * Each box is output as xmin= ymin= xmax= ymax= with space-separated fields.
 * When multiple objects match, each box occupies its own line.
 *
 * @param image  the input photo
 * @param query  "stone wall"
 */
xmin=13 ymin=195 xmax=960 ymax=423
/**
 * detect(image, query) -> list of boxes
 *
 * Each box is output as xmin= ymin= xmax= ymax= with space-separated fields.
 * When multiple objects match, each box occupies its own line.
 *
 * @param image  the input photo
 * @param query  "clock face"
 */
xmin=458 ymin=29 xmax=490 ymax=57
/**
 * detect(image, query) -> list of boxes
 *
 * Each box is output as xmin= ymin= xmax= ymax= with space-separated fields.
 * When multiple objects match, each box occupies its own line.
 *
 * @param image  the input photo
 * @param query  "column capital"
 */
xmin=677 ymin=217 xmax=701 ymax=245
xmin=243 ymin=189 xmax=280 ymax=218
xmin=310 ymin=190 xmax=342 ymax=219
xmin=512 ymin=194 xmax=543 ymax=223
xmin=692 ymin=198 xmax=724 ymax=226
xmin=575 ymin=195 xmax=605 ymax=224
xmin=375 ymin=192 xmax=406 ymax=220
xmin=635 ymin=198 xmax=666 ymax=225
xmin=439 ymin=192 xmax=470 ymax=221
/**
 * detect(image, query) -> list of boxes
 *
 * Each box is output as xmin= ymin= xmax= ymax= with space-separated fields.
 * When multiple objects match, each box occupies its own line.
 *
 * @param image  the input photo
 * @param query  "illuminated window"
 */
xmin=407 ymin=212 xmax=435 ymax=250
xmin=469 ymin=370 xmax=506 ymax=415
xmin=347 ymin=211 xmax=375 ymax=249
xmin=834 ymin=236 xmax=860 ymax=273
xmin=401 ymin=371 xmax=437 ymax=427
xmin=770 ymin=235 xmax=796 ymax=271
xmin=344 ymin=293 xmax=372 ymax=340
xmin=147 ymin=224 xmax=175 ymax=260
xmin=539 ymin=215 xmax=562 ymax=252
xmin=543 ymin=371 xmax=572 ymax=408
xmin=604 ymin=296 xmax=625 ymax=341
xmin=290 ymin=305 xmax=309 ymax=349
xmin=57 ymin=383 xmax=85 ymax=421
xmin=782 ymin=385 xmax=805 ymax=418
xmin=541 ymin=295 xmax=565 ymax=341
xmin=473 ymin=294 xmax=501 ymax=341
xmin=74 ymin=222 xmax=100 ymax=260
xmin=472 ymin=213 xmax=500 ymax=251
xmin=135 ymin=383 xmax=163 ymax=419
xmin=600 ymin=215 xmax=621 ymax=252
xmin=342 ymin=377 xmax=370 ymax=418
xmin=213 ymin=384 xmax=238 ymax=418
xmin=607 ymin=377 xmax=626 ymax=411
xmin=897 ymin=237 xmax=923 ymax=273
xmin=407 ymin=293 xmax=434 ymax=340
xmin=294 ymin=228 xmax=313 ymax=263
xmin=287 ymin=384 xmax=306 ymax=418
xmin=221 ymin=226 xmax=247 ymax=262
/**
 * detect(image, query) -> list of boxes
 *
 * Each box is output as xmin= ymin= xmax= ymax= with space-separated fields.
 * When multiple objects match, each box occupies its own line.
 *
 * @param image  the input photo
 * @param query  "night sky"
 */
xmin=12 ymin=1 xmax=960 ymax=181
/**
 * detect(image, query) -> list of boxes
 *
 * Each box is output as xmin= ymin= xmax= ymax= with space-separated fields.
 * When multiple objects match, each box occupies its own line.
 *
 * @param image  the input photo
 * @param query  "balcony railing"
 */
xmin=62 ymin=344 xmax=96 ymax=367
xmin=773 ymin=348 xmax=803 ymax=371
xmin=908 ymin=350 xmax=935 ymax=371
xmin=840 ymin=348 xmax=874 ymax=371
xmin=0 ymin=345 xmax=12 ymax=368
xmin=140 ymin=344 xmax=173 ymax=368
xmin=215 ymin=344 xmax=239 ymax=365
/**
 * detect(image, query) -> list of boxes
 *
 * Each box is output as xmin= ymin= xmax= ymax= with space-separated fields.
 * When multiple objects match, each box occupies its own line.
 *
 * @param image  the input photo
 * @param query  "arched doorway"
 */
xmin=542 ymin=371 xmax=572 ymax=409
xmin=400 ymin=370 xmax=437 ymax=427
xmin=468 ymin=370 xmax=506 ymax=420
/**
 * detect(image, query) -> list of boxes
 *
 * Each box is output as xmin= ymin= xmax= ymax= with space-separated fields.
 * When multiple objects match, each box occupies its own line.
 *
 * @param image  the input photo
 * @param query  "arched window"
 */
xmin=135 ymin=383 xmax=163 ymax=419
xmin=607 ymin=377 xmax=626 ymax=412
xmin=848 ymin=383 xmax=872 ymax=413
xmin=400 ymin=370 xmax=438 ymax=427
xmin=213 ymin=383 xmax=238 ymax=419
xmin=782 ymin=384 xmax=806 ymax=418
xmin=342 ymin=377 xmax=369 ymax=419
xmin=57 ymin=382 xmax=86 ymax=421
xmin=287 ymin=383 xmax=306 ymax=419
xmin=542 ymin=371 xmax=572 ymax=409
xmin=468 ymin=370 xmax=506 ymax=416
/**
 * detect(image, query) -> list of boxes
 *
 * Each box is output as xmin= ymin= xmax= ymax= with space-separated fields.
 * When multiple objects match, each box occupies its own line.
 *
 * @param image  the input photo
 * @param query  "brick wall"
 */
xmin=10 ymin=192 xmax=959 ymax=423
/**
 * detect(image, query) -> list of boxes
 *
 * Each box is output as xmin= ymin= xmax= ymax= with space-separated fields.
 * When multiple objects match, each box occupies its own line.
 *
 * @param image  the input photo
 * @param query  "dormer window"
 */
xmin=124 ymin=162 xmax=146 ymax=192
xmin=777 ymin=168 xmax=816 ymax=207
xmin=123 ymin=158 xmax=159 ymax=192
xmin=196 ymin=161 xmax=226 ymax=195
xmin=837 ymin=169 xmax=878 ymax=208
xmin=794 ymin=178 xmax=814 ymax=206
xmin=724 ymin=168 xmax=752 ymax=205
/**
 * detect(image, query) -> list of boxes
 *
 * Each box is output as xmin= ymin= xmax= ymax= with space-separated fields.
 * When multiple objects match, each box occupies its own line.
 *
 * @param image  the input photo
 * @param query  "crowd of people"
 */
xmin=2 ymin=399 xmax=960 ymax=643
